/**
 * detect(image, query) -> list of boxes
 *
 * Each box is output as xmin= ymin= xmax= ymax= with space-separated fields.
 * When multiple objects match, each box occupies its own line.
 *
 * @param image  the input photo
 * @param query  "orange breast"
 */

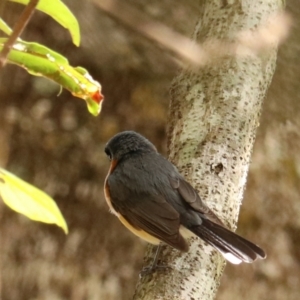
xmin=104 ymin=159 xmax=119 ymax=216
xmin=119 ymin=215 xmax=160 ymax=245
xmin=104 ymin=159 xmax=160 ymax=245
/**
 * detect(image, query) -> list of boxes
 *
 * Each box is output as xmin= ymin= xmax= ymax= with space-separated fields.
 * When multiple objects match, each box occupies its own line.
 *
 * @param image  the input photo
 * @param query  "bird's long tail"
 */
xmin=189 ymin=219 xmax=266 ymax=264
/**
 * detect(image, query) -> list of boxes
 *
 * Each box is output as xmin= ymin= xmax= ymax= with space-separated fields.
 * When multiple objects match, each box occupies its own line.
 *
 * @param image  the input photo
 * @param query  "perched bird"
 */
xmin=104 ymin=131 xmax=266 ymax=267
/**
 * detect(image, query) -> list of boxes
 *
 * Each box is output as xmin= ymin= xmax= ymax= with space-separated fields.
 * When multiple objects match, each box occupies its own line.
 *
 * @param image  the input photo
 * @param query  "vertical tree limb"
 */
xmin=133 ymin=0 xmax=284 ymax=299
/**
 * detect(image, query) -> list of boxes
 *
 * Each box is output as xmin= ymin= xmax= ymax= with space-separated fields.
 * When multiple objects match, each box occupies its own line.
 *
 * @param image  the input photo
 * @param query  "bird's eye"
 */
xmin=105 ymin=147 xmax=112 ymax=160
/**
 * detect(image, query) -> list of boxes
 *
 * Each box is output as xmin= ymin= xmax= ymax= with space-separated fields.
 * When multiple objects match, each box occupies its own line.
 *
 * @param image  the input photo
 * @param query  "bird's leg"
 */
xmin=150 ymin=243 xmax=162 ymax=269
xmin=140 ymin=244 xmax=171 ymax=277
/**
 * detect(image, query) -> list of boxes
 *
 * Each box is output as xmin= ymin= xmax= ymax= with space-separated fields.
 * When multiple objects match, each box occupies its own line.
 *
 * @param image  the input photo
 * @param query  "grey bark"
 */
xmin=133 ymin=1 xmax=283 ymax=299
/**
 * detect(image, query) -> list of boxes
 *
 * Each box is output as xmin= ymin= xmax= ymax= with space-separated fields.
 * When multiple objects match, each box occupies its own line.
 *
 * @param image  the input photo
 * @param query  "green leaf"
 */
xmin=0 ymin=18 xmax=13 ymax=36
xmin=10 ymin=0 xmax=80 ymax=46
xmin=0 ymin=38 xmax=104 ymax=116
xmin=0 ymin=168 xmax=68 ymax=234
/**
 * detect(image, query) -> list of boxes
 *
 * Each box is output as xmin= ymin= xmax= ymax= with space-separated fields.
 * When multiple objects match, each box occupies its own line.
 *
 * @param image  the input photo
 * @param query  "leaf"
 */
xmin=0 ymin=18 xmax=13 ymax=36
xmin=0 ymin=38 xmax=104 ymax=116
xmin=0 ymin=168 xmax=68 ymax=234
xmin=10 ymin=0 xmax=80 ymax=46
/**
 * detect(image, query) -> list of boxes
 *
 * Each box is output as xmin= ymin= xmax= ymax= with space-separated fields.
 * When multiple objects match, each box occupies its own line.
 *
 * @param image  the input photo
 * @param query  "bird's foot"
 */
xmin=139 ymin=264 xmax=171 ymax=278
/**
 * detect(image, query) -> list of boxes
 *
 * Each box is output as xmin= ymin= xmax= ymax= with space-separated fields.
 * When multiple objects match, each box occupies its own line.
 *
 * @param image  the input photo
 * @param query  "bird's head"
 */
xmin=104 ymin=131 xmax=157 ymax=161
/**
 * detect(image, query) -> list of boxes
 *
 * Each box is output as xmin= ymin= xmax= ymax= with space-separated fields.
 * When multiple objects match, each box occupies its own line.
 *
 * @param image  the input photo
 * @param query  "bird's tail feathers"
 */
xmin=189 ymin=219 xmax=266 ymax=264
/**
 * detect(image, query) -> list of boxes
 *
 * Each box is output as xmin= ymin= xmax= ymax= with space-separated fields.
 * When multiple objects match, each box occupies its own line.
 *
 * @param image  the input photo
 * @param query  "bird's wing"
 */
xmin=169 ymin=175 xmax=225 ymax=226
xmin=107 ymin=173 xmax=188 ymax=251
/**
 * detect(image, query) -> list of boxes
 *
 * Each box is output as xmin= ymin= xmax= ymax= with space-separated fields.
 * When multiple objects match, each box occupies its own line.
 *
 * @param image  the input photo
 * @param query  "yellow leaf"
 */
xmin=0 ymin=168 xmax=68 ymax=234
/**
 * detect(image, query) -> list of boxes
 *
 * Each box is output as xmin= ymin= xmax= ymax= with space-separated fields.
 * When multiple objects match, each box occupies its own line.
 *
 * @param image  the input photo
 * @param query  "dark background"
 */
xmin=1 ymin=1 xmax=300 ymax=299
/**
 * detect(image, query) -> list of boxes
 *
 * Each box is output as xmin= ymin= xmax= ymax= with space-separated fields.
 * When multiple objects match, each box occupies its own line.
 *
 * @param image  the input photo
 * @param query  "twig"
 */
xmin=0 ymin=0 xmax=39 ymax=69
xmin=91 ymin=0 xmax=203 ymax=64
xmin=92 ymin=0 xmax=291 ymax=66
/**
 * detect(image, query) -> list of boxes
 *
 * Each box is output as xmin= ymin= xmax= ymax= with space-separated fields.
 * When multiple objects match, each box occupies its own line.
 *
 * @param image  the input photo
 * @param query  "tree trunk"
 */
xmin=133 ymin=1 xmax=283 ymax=299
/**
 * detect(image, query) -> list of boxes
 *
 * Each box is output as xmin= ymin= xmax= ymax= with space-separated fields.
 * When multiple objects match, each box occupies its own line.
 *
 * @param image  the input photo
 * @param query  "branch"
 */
xmin=0 ymin=0 xmax=39 ymax=69
xmin=91 ymin=0 xmax=290 ymax=66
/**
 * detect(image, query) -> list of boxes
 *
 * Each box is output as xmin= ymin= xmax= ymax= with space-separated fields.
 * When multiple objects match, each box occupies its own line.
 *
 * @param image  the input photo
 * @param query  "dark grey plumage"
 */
xmin=104 ymin=131 xmax=266 ymax=264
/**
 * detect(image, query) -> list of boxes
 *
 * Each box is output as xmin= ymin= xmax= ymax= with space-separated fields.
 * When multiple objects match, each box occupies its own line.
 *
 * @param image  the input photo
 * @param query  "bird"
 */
xmin=104 ymin=130 xmax=266 ymax=268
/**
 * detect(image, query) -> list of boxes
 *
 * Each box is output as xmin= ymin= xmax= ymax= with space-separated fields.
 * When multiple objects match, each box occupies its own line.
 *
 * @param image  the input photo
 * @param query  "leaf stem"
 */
xmin=0 ymin=0 xmax=39 ymax=69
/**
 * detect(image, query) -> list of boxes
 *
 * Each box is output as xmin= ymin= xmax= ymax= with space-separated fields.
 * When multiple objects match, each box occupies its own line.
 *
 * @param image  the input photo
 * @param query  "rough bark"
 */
xmin=133 ymin=1 xmax=283 ymax=299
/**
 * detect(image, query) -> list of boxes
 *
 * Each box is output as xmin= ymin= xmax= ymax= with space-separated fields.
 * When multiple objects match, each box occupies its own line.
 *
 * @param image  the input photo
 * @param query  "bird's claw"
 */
xmin=139 ymin=264 xmax=171 ymax=278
